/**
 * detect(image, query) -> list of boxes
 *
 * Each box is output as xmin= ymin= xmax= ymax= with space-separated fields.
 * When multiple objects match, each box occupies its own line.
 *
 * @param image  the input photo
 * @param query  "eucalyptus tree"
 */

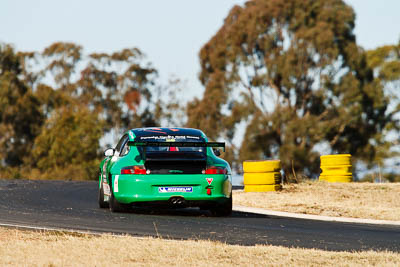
xmin=365 ymin=42 xmax=400 ymax=167
xmin=0 ymin=44 xmax=43 ymax=166
xmin=187 ymin=0 xmax=390 ymax=176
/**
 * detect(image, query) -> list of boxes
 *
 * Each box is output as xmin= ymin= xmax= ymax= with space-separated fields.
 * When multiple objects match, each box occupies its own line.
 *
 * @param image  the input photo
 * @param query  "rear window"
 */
xmin=136 ymin=135 xmax=206 ymax=153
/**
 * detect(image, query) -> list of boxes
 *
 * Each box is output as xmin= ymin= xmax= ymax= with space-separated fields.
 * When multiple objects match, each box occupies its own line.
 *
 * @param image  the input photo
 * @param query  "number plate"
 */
xmin=158 ymin=187 xmax=193 ymax=193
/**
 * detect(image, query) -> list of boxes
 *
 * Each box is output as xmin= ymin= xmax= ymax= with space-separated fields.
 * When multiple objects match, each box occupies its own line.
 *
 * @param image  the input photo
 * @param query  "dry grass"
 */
xmin=234 ymin=181 xmax=400 ymax=221
xmin=0 ymin=228 xmax=399 ymax=267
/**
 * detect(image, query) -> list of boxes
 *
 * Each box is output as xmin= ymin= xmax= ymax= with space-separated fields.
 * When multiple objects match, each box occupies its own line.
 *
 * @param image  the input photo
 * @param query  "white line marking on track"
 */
xmin=233 ymin=205 xmax=400 ymax=226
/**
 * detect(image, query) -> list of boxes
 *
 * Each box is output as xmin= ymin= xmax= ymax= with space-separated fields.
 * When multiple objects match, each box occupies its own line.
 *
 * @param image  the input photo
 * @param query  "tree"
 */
xmin=187 ymin=0 xmax=390 ymax=177
xmin=366 ymin=42 xmax=400 ymax=166
xmin=27 ymin=43 xmax=163 ymax=178
xmin=0 ymin=44 xmax=44 ymax=166
xmin=79 ymin=48 xmax=159 ymax=137
xmin=30 ymin=104 xmax=103 ymax=180
xmin=1 ymin=41 xmax=170 ymax=180
xmin=153 ymin=77 xmax=188 ymax=127
xmin=29 ymin=43 xmax=161 ymax=137
xmin=41 ymin=42 xmax=82 ymax=90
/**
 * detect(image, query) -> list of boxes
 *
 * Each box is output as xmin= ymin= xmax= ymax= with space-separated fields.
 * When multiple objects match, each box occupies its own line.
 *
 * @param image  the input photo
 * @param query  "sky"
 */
xmin=1 ymin=0 xmax=400 ymax=100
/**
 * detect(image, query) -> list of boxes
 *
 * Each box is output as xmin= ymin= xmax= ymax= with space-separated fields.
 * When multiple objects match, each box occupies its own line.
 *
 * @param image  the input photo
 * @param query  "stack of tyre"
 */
xmin=319 ymin=154 xmax=352 ymax=183
xmin=243 ymin=160 xmax=282 ymax=192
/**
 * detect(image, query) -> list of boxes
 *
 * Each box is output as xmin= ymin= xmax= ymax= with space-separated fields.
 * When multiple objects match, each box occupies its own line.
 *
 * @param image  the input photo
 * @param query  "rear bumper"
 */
xmin=130 ymin=198 xmax=229 ymax=209
xmin=111 ymin=173 xmax=232 ymax=205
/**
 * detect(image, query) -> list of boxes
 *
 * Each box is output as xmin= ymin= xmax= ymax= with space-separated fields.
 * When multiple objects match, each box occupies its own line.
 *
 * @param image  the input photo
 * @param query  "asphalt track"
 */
xmin=0 ymin=179 xmax=399 ymax=252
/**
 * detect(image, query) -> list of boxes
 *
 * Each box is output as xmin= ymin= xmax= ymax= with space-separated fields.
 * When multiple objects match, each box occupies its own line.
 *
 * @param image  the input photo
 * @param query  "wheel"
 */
xmin=243 ymin=172 xmax=282 ymax=185
xmin=98 ymin=184 xmax=109 ymax=209
xmin=210 ymin=194 xmax=232 ymax=217
xmin=243 ymin=160 xmax=281 ymax=173
xmin=109 ymin=190 xmax=127 ymax=213
xmin=244 ymin=184 xmax=282 ymax=192
xmin=320 ymin=154 xmax=351 ymax=166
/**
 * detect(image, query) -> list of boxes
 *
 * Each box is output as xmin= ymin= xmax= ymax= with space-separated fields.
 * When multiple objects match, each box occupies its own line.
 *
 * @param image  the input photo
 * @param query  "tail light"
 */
xmin=204 ymin=166 xmax=227 ymax=175
xmin=207 ymin=188 xmax=212 ymax=195
xmin=121 ymin=165 xmax=147 ymax=175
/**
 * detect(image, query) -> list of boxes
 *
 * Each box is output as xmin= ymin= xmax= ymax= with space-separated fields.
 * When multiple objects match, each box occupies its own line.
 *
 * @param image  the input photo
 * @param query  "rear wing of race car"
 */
xmin=127 ymin=141 xmax=225 ymax=152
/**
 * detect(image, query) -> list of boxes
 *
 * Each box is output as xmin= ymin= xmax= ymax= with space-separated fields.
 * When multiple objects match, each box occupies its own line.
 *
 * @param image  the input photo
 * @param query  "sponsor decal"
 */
xmin=113 ymin=175 xmax=119 ymax=193
xmin=103 ymin=183 xmax=111 ymax=196
xmin=185 ymin=135 xmax=200 ymax=140
xmin=129 ymin=131 xmax=134 ymax=140
xmin=139 ymin=135 xmax=201 ymax=141
xmin=206 ymin=178 xmax=213 ymax=185
xmin=158 ymin=187 xmax=193 ymax=193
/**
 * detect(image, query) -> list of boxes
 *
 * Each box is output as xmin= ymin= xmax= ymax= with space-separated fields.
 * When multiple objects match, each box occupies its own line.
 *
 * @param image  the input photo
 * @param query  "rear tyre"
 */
xmin=211 ymin=194 xmax=232 ymax=217
xmin=109 ymin=191 xmax=127 ymax=213
xmin=98 ymin=184 xmax=109 ymax=209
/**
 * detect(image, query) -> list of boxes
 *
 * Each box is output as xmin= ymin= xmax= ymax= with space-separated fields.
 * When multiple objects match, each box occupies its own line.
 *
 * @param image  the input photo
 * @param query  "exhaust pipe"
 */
xmin=170 ymin=197 xmax=185 ymax=206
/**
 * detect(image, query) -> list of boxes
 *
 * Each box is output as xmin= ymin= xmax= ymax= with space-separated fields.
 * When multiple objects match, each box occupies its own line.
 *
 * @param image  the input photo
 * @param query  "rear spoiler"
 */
xmin=128 ymin=141 xmax=225 ymax=152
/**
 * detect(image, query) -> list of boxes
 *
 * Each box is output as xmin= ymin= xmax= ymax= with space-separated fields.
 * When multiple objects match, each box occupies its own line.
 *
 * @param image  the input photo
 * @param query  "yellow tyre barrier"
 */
xmin=244 ymin=184 xmax=282 ymax=192
xmin=319 ymin=154 xmax=352 ymax=183
xmin=320 ymin=165 xmax=352 ymax=176
xmin=243 ymin=160 xmax=281 ymax=173
xmin=243 ymin=160 xmax=281 ymax=192
xmin=320 ymin=154 xmax=351 ymax=166
xmin=243 ymin=172 xmax=281 ymax=185
xmin=319 ymin=175 xmax=353 ymax=183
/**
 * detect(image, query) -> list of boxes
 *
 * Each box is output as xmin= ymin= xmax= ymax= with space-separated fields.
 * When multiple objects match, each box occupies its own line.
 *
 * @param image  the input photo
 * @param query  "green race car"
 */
xmin=98 ymin=127 xmax=232 ymax=216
